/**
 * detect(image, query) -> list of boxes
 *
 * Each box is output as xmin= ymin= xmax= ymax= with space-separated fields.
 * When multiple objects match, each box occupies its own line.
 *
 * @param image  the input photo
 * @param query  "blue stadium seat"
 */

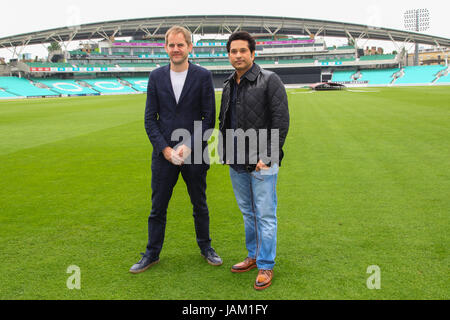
xmin=435 ymin=68 xmax=450 ymax=84
xmin=0 ymin=77 xmax=59 ymax=97
xmin=359 ymin=69 xmax=400 ymax=85
xmin=0 ymin=89 xmax=18 ymax=98
xmin=120 ymin=77 xmax=148 ymax=92
xmin=395 ymin=66 xmax=446 ymax=85
xmin=82 ymin=78 xmax=138 ymax=94
xmin=331 ymin=70 xmax=357 ymax=82
xmin=33 ymin=79 xmax=100 ymax=95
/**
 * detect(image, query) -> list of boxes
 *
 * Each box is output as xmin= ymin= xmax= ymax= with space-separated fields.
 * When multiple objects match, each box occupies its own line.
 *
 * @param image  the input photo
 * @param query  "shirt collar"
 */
xmin=225 ymin=63 xmax=261 ymax=84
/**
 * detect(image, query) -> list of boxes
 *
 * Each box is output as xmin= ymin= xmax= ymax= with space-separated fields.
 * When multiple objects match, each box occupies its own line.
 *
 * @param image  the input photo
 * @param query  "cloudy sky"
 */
xmin=0 ymin=0 xmax=448 ymax=59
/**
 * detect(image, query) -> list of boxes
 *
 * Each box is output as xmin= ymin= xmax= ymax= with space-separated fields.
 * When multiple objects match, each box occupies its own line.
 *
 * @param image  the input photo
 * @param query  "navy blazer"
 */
xmin=145 ymin=62 xmax=216 ymax=160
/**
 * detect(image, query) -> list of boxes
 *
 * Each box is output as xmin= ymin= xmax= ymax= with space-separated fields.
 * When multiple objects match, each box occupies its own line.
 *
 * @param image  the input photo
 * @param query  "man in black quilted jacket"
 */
xmin=219 ymin=31 xmax=289 ymax=290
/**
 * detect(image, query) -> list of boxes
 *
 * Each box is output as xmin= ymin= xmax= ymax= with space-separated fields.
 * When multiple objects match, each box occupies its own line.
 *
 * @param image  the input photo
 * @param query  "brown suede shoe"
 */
xmin=254 ymin=269 xmax=273 ymax=290
xmin=231 ymin=257 xmax=257 ymax=273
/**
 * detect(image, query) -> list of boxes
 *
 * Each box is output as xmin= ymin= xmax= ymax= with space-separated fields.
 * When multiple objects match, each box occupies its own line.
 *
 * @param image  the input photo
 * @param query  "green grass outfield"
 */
xmin=0 ymin=86 xmax=449 ymax=300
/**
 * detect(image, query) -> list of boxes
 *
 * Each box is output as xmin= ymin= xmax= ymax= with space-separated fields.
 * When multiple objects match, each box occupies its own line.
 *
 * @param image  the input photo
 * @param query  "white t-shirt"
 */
xmin=170 ymin=69 xmax=188 ymax=103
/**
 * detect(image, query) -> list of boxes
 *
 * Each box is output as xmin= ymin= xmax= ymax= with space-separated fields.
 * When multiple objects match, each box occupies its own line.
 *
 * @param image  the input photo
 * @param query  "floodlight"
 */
xmin=404 ymin=8 xmax=430 ymax=32
xmin=404 ymin=8 xmax=430 ymax=65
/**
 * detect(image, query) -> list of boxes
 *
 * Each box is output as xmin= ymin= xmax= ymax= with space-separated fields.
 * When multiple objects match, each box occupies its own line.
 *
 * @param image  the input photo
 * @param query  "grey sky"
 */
xmin=1 ymin=0 xmax=448 ymax=59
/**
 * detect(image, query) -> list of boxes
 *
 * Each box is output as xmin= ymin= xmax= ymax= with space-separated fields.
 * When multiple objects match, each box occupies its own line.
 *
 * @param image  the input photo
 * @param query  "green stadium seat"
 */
xmin=254 ymin=60 xmax=276 ymax=65
xmin=27 ymin=62 xmax=74 ymax=68
xmin=118 ymin=63 xmax=158 ymax=68
xmin=278 ymin=59 xmax=316 ymax=64
xmin=196 ymin=61 xmax=230 ymax=67
xmin=359 ymin=54 xmax=396 ymax=61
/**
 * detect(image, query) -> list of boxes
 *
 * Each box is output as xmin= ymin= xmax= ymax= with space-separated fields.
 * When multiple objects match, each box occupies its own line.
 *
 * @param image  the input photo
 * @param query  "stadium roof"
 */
xmin=1 ymin=15 xmax=450 ymax=48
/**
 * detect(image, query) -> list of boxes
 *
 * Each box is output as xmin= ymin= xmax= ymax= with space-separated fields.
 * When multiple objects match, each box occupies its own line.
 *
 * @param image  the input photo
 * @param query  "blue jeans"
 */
xmin=229 ymin=164 xmax=279 ymax=270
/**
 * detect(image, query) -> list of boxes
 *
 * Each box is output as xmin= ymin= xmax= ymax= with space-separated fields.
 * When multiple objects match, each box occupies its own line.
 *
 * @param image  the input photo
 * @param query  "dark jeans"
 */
xmin=145 ymin=154 xmax=211 ymax=258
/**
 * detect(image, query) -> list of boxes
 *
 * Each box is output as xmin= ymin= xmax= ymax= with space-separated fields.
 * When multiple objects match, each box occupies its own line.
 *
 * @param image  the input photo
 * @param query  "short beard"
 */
xmin=170 ymin=55 xmax=188 ymax=65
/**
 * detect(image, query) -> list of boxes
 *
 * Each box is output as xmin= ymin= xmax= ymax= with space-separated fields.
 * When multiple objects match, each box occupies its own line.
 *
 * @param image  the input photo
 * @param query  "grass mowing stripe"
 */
xmin=0 ymin=95 xmax=146 ymax=155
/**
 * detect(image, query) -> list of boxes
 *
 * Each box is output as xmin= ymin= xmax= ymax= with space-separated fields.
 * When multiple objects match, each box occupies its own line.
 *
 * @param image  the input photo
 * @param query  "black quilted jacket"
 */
xmin=218 ymin=63 xmax=290 ymax=166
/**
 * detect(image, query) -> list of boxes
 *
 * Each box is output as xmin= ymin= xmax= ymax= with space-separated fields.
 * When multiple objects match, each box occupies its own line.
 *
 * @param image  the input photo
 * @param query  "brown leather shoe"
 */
xmin=254 ymin=269 xmax=273 ymax=290
xmin=231 ymin=257 xmax=257 ymax=273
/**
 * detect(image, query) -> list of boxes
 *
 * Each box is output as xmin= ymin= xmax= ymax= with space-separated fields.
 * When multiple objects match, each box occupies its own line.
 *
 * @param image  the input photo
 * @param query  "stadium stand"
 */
xmin=120 ymin=77 xmax=148 ymax=92
xmin=76 ymin=64 xmax=118 ymax=68
xmin=81 ymin=78 xmax=138 ymax=94
xmin=254 ymin=60 xmax=277 ymax=65
xmin=118 ymin=63 xmax=158 ymax=68
xmin=112 ymin=52 xmax=132 ymax=56
xmin=395 ymin=65 xmax=447 ymax=85
xmin=435 ymin=68 xmax=450 ymax=84
xmin=196 ymin=61 xmax=230 ymax=67
xmin=1 ymin=20 xmax=448 ymax=96
xmin=0 ymin=88 xmax=18 ymax=98
xmin=336 ymin=45 xmax=355 ymax=50
xmin=359 ymin=54 xmax=397 ymax=61
xmin=331 ymin=70 xmax=357 ymax=82
xmin=358 ymin=68 xmax=401 ymax=85
xmin=33 ymin=79 xmax=100 ymax=95
xmin=278 ymin=59 xmax=316 ymax=64
xmin=319 ymin=58 xmax=356 ymax=63
xmin=0 ymin=77 xmax=59 ymax=97
xmin=27 ymin=62 xmax=74 ymax=68
xmin=331 ymin=66 xmax=450 ymax=85
xmin=69 ymin=50 xmax=88 ymax=56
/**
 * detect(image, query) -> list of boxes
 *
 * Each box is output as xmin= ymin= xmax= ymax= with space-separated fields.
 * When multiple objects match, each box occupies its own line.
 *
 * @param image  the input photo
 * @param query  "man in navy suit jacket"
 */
xmin=130 ymin=26 xmax=222 ymax=274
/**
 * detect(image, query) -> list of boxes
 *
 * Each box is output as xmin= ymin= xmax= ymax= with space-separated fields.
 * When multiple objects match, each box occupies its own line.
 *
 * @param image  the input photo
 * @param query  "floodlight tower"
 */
xmin=404 ymin=9 xmax=430 ymax=66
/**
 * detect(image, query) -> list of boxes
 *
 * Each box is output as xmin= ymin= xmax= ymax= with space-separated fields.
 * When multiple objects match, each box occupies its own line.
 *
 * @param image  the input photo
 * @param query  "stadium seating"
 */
xmin=332 ymin=66 xmax=449 ymax=85
xmin=77 ymin=64 xmax=118 ymax=68
xmin=0 ymin=76 xmax=149 ymax=97
xmin=69 ymin=50 xmax=88 ymax=56
xmin=112 ymin=52 xmax=132 ymax=56
xmin=82 ymin=78 xmax=138 ymax=94
xmin=328 ymin=45 xmax=355 ymax=50
xmin=196 ymin=61 xmax=230 ymax=67
xmin=395 ymin=65 xmax=446 ymax=84
xmin=331 ymin=70 xmax=357 ymax=82
xmin=27 ymin=62 xmax=74 ymax=68
xmin=190 ymin=53 xmax=228 ymax=58
xmin=33 ymin=79 xmax=99 ymax=95
xmin=319 ymin=58 xmax=356 ymax=64
xmin=0 ymin=88 xmax=18 ymax=98
xmin=118 ymin=63 xmax=158 ymax=68
xmin=336 ymin=45 xmax=355 ymax=50
xmin=196 ymin=40 xmax=227 ymax=46
xmin=120 ymin=77 xmax=148 ymax=92
xmin=435 ymin=68 xmax=450 ymax=84
xmin=255 ymin=60 xmax=277 ymax=65
xmin=278 ymin=59 xmax=316 ymax=64
xmin=132 ymin=40 xmax=164 ymax=43
xmin=27 ymin=62 xmax=73 ymax=68
xmin=358 ymin=68 xmax=400 ymax=85
xmin=0 ymin=77 xmax=59 ymax=97
xmin=359 ymin=54 xmax=396 ymax=61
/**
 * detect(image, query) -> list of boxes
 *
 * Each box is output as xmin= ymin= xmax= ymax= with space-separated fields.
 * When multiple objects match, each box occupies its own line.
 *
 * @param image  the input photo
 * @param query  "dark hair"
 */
xmin=226 ymin=31 xmax=256 ymax=53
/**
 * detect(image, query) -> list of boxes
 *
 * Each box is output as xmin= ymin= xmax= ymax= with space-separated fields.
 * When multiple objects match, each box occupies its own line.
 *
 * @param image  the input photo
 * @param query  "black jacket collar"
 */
xmin=225 ymin=63 xmax=261 ymax=84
